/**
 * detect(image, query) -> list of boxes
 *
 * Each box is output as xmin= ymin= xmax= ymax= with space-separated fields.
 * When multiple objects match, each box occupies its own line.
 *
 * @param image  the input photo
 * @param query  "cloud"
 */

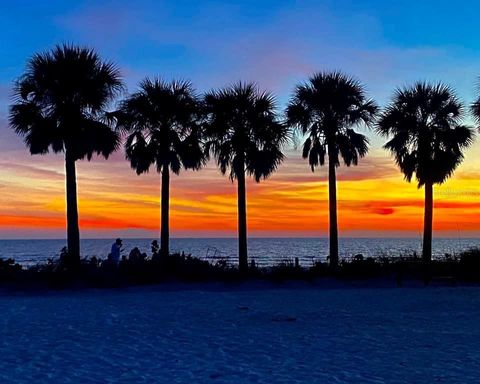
xmin=0 ymin=96 xmax=16 ymax=163
xmin=371 ymin=207 xmax=395 ymax=215
xmin=0 ymin=160 xmax=64 ymax=180
xmin=271 ymin=150 xmax=399 ymax=183
xmin=0 ymin=116 xmax=26 ymax=152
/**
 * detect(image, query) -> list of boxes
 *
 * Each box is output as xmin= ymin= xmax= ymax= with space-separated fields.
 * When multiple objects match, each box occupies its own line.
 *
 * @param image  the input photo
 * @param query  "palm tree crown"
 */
xmin=286 ymin=72 xmax=378 ymax=170
xmin=377 ymin=82 xmax=474 ymax=187
xmin=116 ymin=78 xmax=205 ymax=175
xmin=204 ymin=82 xmax=288 ymax=182
xmin=204 ymin=82 xmax=288 ymax=270
xmin=10 ymin=44 xmax=123 ymax=160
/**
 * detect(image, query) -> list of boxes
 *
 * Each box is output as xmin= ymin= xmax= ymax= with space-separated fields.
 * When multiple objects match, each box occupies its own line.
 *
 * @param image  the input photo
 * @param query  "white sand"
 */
xmin=0 ymin=283 xmax=478 ymax=383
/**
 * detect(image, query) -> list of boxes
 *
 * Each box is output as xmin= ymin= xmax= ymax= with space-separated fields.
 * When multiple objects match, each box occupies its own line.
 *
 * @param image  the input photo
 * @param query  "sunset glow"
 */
xmin=1 ymin=146 xmax=480 ymax=238
xmin=2 ymin=1 xmax=480 ymax=239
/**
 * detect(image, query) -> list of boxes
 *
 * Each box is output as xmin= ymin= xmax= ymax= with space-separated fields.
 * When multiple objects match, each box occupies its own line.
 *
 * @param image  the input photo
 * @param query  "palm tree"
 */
xmin=114 ymin=78 xmax=205 ymax=258
xmin=377 ymin=82 xmax=474 ymax=262
xmin=286 ymin=72 xmax=378 ymax=267
xmin=204 ymin=82 xmax=288 ymax=271
xmin=9 ymin=44 xmax=123 ymax=267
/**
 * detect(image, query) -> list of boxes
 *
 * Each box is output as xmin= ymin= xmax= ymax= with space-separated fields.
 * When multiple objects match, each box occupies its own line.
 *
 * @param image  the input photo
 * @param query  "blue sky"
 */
xmin=2 ymin=0 xmax=480 ymax=151
xmin=2 ymin=1 xmax=480 ymax=101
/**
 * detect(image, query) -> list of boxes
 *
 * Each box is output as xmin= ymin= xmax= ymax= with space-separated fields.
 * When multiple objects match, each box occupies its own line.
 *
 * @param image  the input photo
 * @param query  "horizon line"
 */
xmin=2 ymin=236 xmax=480 ymax=241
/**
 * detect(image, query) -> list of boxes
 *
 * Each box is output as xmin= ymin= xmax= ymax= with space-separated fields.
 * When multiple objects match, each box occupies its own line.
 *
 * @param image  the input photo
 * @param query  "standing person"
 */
xmin=110 ymin=238 xmax=123 ymax=265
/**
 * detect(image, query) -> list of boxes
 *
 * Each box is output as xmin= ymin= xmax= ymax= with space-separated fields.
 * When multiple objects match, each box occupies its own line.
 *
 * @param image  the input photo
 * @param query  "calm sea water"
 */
xmin=0 ymin=237 xmax=479 ymax=267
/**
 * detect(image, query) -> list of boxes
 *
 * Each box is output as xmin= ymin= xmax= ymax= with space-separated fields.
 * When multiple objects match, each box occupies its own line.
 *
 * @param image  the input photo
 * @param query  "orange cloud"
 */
xmin=1 ymin=144 xmax=480 ymax=238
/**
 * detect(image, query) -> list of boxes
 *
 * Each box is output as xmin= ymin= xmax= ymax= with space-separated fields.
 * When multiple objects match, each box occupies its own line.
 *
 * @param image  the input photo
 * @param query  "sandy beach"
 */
xmin=0 ymin=283 xmax=479 ymax=383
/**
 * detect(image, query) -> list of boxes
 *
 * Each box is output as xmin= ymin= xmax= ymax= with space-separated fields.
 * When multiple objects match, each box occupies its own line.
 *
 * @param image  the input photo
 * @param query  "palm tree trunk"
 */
xmin=328 ymin=148 xmax=339 ymax=268
xmin=237 ymin=164 xmax=248 ymax=271
xmin=160 ymin=163 xmax=170 ymax=258
xmin=65 ymin=152 xmax=80 ymax=267
xmin=422 ymin=181 xmax=433 ymax=263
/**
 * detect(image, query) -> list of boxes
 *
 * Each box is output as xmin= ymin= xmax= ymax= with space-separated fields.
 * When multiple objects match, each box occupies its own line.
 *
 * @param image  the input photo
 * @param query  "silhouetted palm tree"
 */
xmin=114 ymin=78 xmax=205 ymax=258
xmin=286 ymin=72 xmax=378 ymax=267
xmin=204 ymin=83 xmax=288 ymax=271
xmin=9 ymin=44 xmax=123 ymax=267
xmin=377 ymin=82 xmax=474 ymax=262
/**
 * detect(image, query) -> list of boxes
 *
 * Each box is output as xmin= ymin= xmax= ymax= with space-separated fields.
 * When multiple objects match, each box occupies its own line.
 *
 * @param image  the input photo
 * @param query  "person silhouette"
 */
xmin=110 ymin=238 xmax=123 ymax=265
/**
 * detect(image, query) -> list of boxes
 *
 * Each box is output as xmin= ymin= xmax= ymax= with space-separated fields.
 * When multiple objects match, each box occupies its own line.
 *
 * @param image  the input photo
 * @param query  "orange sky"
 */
xmin=2 ymin=140 xmax=480 ymax=239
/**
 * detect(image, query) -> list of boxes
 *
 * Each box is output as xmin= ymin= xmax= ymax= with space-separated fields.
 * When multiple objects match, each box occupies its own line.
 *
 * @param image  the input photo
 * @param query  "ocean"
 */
xmin=0 ymin=237 xmax=479 ymax=266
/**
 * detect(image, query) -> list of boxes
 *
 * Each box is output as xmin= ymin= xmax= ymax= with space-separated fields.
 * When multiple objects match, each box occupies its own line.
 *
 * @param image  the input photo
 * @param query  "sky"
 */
xmin=2 ymin=0 xmax=480 ymax=239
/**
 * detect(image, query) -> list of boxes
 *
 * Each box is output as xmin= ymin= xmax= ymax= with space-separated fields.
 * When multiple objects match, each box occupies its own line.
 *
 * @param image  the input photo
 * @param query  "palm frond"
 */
xmin=204 ymin=82 xmax=288 ymax=182
xmin=116 ymin=77 xmax=204 ymax=175
xmin=286 ymin=71 xmax=377 ymax=172
xmin=378 ymin=81 xmax=474 ymax=186
xmin=125 ymin=131 xmax=155 ymax=174
xmin=9 ymin=44 xmax=122 ymax=160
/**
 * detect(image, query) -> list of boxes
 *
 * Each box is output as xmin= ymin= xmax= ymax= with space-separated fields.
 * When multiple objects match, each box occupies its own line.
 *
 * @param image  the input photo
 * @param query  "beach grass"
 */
xmin=1 ymin=247 xmax=480 ymax=290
